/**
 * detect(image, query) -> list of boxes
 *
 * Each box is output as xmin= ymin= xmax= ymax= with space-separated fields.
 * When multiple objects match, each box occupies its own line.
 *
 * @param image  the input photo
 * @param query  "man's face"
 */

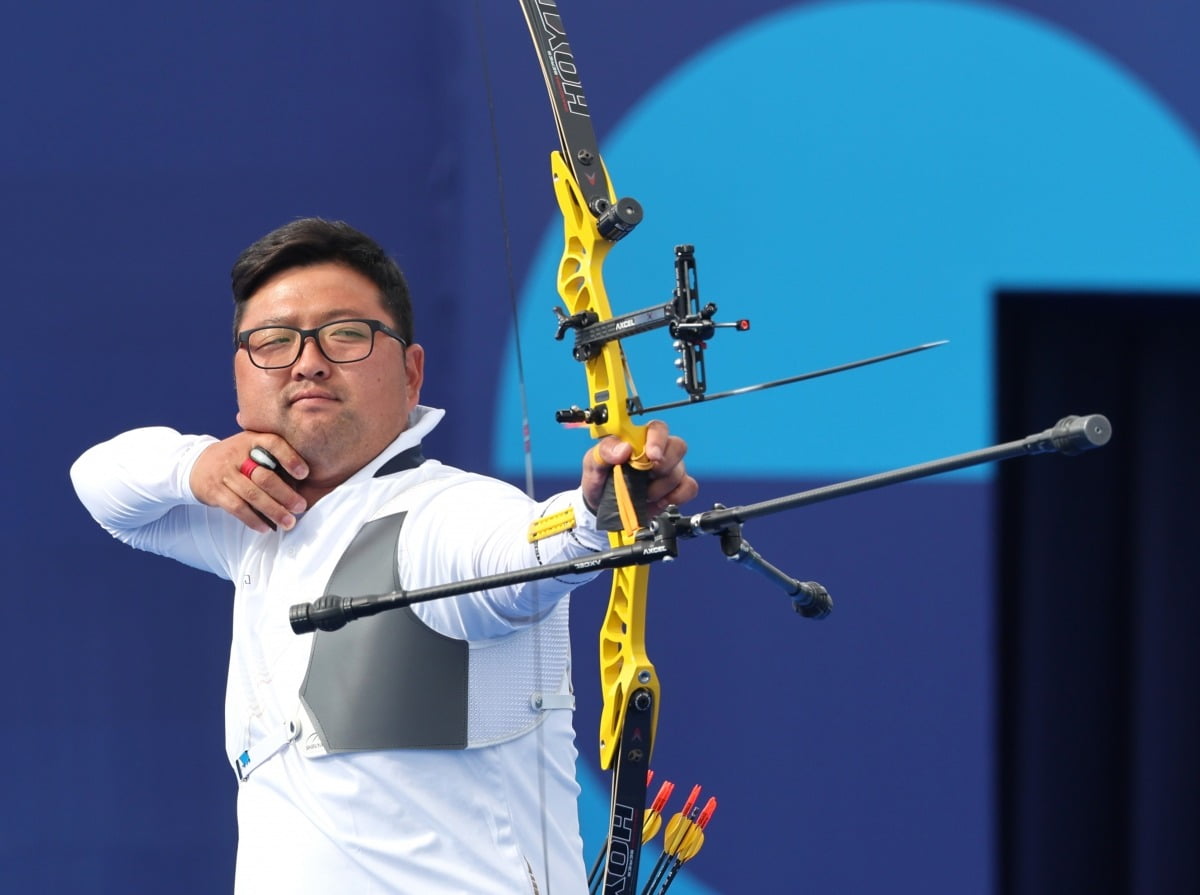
xmin=234 ymin=262 xmax=423 ymax=480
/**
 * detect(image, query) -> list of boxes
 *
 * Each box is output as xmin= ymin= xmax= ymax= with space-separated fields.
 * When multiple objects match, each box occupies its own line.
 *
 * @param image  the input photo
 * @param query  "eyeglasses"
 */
xmin=236 ymin=318 xmax=407 ymax=370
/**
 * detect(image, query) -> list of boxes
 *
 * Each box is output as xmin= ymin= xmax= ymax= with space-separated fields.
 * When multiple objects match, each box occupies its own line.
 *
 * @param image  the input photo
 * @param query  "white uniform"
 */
xmin=71 ymin=406 xmax=607 ymax=894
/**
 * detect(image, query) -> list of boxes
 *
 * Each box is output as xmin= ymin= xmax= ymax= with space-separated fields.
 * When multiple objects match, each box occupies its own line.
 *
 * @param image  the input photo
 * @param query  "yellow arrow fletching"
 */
xmin=674 ymin=825 xmax=706 ymax=862
xmin=642 ymin=810 xmax=663 ymax=843
xmin=662 ymin=813 xmax=691 ymax=854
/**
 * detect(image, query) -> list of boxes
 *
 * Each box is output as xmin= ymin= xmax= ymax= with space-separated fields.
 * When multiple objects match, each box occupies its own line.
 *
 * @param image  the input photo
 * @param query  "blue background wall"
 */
xmin=2 ymin=2 xmax=1195 ymax=892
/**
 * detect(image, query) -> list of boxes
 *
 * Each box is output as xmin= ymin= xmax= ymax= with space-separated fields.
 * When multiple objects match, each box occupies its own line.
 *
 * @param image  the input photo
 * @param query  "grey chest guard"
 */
xmin=299 ymin=511 xmax=469 ymax=751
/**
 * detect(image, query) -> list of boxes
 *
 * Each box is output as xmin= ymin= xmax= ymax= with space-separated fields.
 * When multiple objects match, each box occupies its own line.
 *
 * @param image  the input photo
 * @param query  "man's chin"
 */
xmin=279 ymin=417 xmax=355 ymax=459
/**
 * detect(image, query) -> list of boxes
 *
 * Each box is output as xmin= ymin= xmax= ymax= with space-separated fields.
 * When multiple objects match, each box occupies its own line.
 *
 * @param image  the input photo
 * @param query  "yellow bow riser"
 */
xmin=547 ymin=148 xmax=660 ymax=769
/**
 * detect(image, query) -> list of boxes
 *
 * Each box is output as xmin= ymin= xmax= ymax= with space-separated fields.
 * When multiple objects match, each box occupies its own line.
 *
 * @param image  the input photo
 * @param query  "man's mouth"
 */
xmin=287 ymin=389 xmax=339 ymax=406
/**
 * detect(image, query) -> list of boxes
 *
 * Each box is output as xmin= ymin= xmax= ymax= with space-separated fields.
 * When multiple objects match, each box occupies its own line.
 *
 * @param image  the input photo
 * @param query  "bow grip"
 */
xmin=593 ymin=451 xmax=654 ymax=533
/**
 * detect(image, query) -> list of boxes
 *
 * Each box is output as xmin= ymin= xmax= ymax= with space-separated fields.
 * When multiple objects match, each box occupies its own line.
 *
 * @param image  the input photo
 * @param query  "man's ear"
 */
xmin=403 ymin=343 xmax=425 ymax=405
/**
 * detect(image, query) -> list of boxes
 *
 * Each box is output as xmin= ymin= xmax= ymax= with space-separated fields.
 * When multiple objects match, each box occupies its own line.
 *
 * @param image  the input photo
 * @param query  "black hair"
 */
xmin=230 ymin=218 xmax=414 ymax=345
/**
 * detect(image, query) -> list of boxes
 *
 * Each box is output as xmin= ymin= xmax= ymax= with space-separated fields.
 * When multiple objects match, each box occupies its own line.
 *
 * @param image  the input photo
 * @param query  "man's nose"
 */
xmin=291 ymin=335 xmax=330 ymax=377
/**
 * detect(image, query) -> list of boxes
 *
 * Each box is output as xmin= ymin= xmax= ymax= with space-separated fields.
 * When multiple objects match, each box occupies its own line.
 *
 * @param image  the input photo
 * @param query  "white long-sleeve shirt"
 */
xmin=70 ymin=406 xmax=607 ymax=894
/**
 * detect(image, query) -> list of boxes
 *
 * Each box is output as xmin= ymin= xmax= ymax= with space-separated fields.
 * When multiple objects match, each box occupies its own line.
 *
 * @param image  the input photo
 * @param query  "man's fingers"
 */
xmin=580 ymin=423 xmax=696 ymax=517
xmin=226 ymin=471 xmax=285 ymax=531
xmin=211 ymin=471 xmax=276 ymax=533
xmin=234 ymin=465 xmax=303 ymax=528
xmin=641 ymin=419 xmax=670 ymax=464
xmin=589 ymin=438 xmax=633 ymax=469
xmin=588 ymin=422 xmax=677 ymax=471
xmin=242 ymin=435 xmax=309 ymax=481
xmin=241 ymin=461 xmax=306 ymax=515
xmin=646 ymin=468 xmax=699 ymax=512
xmin=652 ymin=433 xmax=688 ymax=473
xmin=191 ymin=435 xmax=309 ymax=532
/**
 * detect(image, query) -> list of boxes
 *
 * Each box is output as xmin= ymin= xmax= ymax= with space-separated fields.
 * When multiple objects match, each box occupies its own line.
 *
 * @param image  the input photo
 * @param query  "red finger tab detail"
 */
xmin=239 ymin=458 xmax=260 ymax=478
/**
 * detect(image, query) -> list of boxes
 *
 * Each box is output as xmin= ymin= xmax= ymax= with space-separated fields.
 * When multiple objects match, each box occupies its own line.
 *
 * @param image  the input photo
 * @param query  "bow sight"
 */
xmin=553 ymin=245 xmax=749 ymax=425
xmin=552 ymin=242 xmax=950 ymax=425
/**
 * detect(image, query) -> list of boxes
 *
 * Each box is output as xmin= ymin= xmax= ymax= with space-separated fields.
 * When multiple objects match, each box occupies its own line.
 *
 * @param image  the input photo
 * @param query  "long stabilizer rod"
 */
xmin=289 ymin=414 xmax=1111 ymax=634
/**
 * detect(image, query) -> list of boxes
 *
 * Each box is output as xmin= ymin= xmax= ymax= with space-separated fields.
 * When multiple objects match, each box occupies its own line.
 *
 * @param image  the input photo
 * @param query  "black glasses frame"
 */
xmin=236 ymin=318 xmax=408 ymax=369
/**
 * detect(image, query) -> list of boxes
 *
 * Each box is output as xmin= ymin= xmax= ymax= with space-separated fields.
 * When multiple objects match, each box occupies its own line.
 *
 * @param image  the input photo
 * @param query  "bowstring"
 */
xmin=471 ymin=3 xmax=555 ymax=892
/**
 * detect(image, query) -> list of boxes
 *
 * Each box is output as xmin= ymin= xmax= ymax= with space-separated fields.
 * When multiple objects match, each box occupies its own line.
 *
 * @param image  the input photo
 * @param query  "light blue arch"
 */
xmin=494 ymin=0 xmax=1200 ymax=482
